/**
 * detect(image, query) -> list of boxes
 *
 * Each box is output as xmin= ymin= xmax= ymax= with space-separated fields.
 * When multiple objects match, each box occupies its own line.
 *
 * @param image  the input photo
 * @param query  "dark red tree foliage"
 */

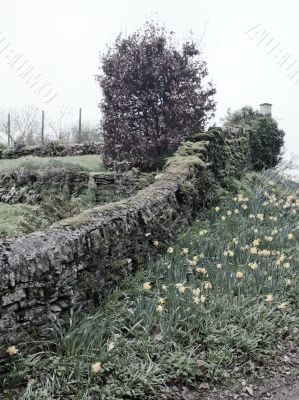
xmin=97 ymin=22 xmax=216 ymax=170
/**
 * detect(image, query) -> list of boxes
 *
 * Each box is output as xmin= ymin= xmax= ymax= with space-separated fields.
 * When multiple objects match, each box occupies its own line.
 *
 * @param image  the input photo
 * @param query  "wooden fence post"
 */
xmin=78 ymin=107 xmax=82 ymax=143
xmin=7 ymin=113 xmax=11 ymax=146
xmin=41 ymin=110 xmax=45 ymax=145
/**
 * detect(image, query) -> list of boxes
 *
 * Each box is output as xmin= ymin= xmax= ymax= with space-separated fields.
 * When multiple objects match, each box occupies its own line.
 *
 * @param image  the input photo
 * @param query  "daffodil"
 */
xmin=196 ymin=267 xmax=207 ymax=275
xmin=143 ymin=282 xmax=152 ymax=290
xmin=175 ymin=283 xmax=186 ymax=293
xmin=199 ymin=230 xmax=208 ymax=236
xmin=6 ymin=346 xmax=18 ymax=356
xmin=91 ymin=362 xmax=102 ymax=373
xmin=192 ymin=288 xmax=201 ymax=296
xmin=249 ymin=262 xmax=258 ymax=270
xmin=204 ymin=282 xmax=212 ymax=289
xmin=259 ymin=249 xmax=271 ymax=256
xmin=277 ymin=302 xmax=288 ymax=310
xmin=257 ymin=213 xmax=264 ymax=221
xmin=265 ymin=294 xmax=273 ymax=302
xmin=156 ymin=304 xmax=164 ymax=313
xmin=250 ymin=247 xmax=258 ymax=254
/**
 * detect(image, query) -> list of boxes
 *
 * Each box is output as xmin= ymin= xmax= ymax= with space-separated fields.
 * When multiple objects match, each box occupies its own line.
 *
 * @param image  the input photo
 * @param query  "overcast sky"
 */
xmin=0 ymin=0 xmax=298 ymax=158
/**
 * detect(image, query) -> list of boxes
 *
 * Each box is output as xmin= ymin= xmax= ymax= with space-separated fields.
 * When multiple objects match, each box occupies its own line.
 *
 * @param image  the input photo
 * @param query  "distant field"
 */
xmin=0 ymin=154 xmax=105 ymax=173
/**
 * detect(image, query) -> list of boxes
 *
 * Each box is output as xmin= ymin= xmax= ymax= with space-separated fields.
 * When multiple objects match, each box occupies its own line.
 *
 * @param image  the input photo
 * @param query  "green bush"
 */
xmin=223 ymin=106 xmax=285 ymax=170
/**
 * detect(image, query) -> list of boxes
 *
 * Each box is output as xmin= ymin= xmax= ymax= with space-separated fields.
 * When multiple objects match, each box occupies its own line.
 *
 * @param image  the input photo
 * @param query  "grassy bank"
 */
xmin=3 ymin=170 xmax=299 ymax=399
xmin=0 ymin=203 xmax=32 ymax=237
xmin=0 ymin=154 xmax=105 ymax=173
xmin=0 ymin=155 xmax=104 ymax=237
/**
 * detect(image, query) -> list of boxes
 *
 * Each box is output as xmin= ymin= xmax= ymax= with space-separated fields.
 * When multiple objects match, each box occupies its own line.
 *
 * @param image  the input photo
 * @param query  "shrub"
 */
xmin=97 ymin=22 xmax=216 ymax=170
xmin=21 ymin=192 xmax=81 ymax=233
xmin=249 ymin=117 xmax=285 ymax=170
xmin=223 ymin=106 xmax=285 ymax=170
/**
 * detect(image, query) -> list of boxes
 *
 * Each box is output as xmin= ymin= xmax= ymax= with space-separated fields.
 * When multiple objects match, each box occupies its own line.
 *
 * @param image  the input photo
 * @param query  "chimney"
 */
xmin=259 ymin=103 xmax=272 ymax=117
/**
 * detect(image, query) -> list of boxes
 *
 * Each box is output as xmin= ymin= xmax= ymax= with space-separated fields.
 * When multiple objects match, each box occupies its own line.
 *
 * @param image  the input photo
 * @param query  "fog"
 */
xmin=0 ymin=0 xmax=298 ymax=159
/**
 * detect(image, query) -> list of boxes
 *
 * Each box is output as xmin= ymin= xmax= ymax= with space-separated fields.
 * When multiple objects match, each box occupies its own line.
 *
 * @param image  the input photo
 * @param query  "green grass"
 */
xmin=0 ymin=155 xmax=105 ymax=173
xmin=0 ymin=202 xmax=34 ymax=237
xmin=3 ymin=170 xmax=299 ymax=399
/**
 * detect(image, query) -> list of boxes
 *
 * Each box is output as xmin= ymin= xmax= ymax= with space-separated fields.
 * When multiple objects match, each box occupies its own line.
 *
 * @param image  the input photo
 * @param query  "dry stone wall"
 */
xmin=92 ymin=170 xmax=155 ymax=203
xmin=0 ymin=128 xmax=251 ymax=365
xmin=0 ymin=142 xmax=103 ymax=159
xmin=0 ymin=169 xmax=89 ymax=204
xmin=0 ymin=166 xmax=152 ymax=205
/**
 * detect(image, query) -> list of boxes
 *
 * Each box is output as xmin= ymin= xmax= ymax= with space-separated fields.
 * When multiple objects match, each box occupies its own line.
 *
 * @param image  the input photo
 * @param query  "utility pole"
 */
xmin=41 ymin=110 xmax=45 ymax=145
xmin=7 ymin=113 xmax=11 ymax=146
xmin=78 ymin=107 xmax=82 ymax=143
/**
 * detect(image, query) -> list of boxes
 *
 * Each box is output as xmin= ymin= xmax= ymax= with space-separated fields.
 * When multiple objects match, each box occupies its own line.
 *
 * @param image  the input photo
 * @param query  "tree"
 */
xmin=97 ymin=22 xmax=216 ymax=170
xmin=71 ymin=120 xmax=101 ymax=143
xmin=223 ymin=106 xmax=285 ymax=170
xmin=47 ymin=105 xmax=74 ymax=144
xmin=0 ymin=109 xmax=9 ymax=144
xmin=13 ymin=105 xmax=40 ymax=145
xmin=223 ymin=106 xmax=260 ymax=128
xmin=0 ymin=106 xmax=41 ymax=146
